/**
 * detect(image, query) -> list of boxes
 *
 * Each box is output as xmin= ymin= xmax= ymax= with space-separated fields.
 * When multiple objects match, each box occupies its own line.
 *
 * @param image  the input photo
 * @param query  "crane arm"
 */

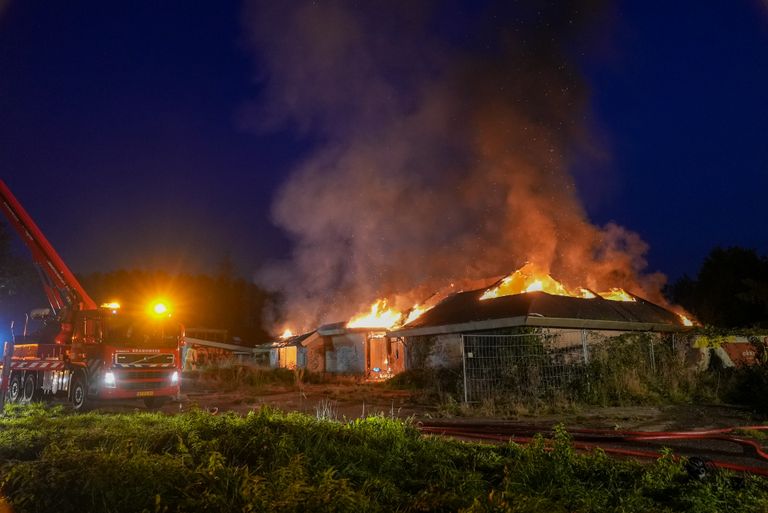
xmin=0 ymin=179 xmax=97 ymax=314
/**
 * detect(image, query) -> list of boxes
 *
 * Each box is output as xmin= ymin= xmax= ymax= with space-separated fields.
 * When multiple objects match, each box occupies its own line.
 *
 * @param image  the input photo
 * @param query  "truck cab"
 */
xmin=68 ymin=305 xmax=183 ymax=408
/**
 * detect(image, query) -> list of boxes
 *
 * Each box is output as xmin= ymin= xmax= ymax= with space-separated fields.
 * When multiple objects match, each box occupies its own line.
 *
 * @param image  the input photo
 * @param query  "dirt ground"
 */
xmin=97 ymin=377 xmax=767 ymax=433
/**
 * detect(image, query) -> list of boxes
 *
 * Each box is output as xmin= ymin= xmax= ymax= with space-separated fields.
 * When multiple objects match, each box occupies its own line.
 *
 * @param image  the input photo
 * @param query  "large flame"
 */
xmin=598 ymin=288 xmax=636 ymax=302
xmin=481 ymin=263 xmax=636 ymax=302
xmin=280 ymin=328 xmax=294 ymax=339
xmin=481 ymin=263 xmax=571 ymax=299
xmin=404 ymin=304 xmax=434 ymax=325
xmin=347 ymin=299 xmax=403 ymax=329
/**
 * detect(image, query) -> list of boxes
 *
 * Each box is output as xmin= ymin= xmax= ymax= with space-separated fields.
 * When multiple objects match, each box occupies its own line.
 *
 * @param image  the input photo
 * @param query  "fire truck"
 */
xmin=0 ymin=179 xmax=182 ymax=410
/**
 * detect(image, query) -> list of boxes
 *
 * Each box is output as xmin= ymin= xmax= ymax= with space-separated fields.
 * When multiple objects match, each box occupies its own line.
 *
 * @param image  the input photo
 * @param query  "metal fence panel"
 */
xmin=461 ymin=330 xmax=589 ymax=403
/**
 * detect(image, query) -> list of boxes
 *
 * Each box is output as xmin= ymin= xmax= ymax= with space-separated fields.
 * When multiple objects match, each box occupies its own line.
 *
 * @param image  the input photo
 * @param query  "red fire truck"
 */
xmin=0 ymin=180 xmax=182 ymax=410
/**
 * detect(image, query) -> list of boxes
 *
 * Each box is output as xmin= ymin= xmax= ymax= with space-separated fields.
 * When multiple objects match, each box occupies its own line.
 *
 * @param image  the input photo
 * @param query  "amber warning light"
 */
xmin=100 ymin=302 xmax=121 ymax=314
xmin=150 ymin=301 xmax=171 ymax=317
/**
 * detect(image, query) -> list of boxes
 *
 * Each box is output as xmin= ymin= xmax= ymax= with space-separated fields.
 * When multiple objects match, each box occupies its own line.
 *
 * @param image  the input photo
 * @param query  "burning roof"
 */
xmin=277 ymin=263 xmax=693 ymax=338
xmin=390 ymin=287 xmax=689 ymax=337
xmin=270 ymin=330 xmax=316 ymax=348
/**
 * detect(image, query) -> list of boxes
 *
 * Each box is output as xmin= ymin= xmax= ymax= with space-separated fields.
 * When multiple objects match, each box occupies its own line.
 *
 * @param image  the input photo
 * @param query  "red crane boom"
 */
xmin=0 ymin=180 xmax=96 ymax=314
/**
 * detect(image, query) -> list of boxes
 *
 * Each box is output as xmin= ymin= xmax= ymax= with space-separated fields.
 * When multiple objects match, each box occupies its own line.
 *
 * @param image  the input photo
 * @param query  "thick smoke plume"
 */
xmin=245 ymin=1 xmax=665 ymax=331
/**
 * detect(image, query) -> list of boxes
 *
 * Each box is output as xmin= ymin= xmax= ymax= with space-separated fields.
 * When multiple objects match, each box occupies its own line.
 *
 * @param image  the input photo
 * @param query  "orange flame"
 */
xmin=404 ymin=304 xmax=434 ymax=325
xmin=480 ymin=263 xmax=636 ymax=302
xmin=598 ymin=288 xmax=636 ymax=302
xmin=280 ymin=328 xmax=294 ymax=339
xmin=347 ymin=299 xmax=403 ymax=329
xmin=481 ymin=263 xmax=572 ymax=300
xmin=679 ymin=314 xmax=694 ymax=327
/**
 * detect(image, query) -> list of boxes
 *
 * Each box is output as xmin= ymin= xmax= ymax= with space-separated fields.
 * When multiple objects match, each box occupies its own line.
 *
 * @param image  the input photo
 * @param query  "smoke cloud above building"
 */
xmin=245 ymin=1 xmax=665 ymax=331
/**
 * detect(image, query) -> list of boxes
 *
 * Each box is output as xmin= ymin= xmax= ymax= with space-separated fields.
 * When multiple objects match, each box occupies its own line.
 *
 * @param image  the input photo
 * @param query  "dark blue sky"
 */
xmin=1 ymin=1 xmax=766 ymax=282
xmin=579 ymin=1 xmax=768 ymax=280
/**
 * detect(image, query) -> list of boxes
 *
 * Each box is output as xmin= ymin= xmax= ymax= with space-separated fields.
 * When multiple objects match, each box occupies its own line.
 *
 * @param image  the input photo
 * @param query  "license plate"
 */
xmin=136 ymin=391 xmax=154 ymax=397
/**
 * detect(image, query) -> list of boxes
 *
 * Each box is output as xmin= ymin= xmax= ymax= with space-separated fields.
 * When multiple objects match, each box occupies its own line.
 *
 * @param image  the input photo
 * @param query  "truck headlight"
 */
xmin=104 ymin=371 xmax=116 ymax=388
xmin=170 ymin=371 xmax=179 ymax=384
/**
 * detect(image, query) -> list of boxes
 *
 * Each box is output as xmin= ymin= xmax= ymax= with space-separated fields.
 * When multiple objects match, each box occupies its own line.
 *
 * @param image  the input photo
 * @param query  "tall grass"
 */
xmin=576 ymin=333 xmax=702 ymax=406
xmin=188 ymin=364 xmax=297 ymax=391
xmin=0 ymin=404 xmax=766 ymax=512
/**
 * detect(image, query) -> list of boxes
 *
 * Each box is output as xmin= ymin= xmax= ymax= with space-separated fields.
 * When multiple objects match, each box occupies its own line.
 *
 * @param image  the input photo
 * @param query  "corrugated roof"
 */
xmin=390 ymin=289 xmax=687 ymax=336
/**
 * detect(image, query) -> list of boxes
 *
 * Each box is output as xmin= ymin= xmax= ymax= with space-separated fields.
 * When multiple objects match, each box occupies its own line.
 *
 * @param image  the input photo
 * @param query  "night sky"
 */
xmin=1 ymin=1 xmax=766 ymax=285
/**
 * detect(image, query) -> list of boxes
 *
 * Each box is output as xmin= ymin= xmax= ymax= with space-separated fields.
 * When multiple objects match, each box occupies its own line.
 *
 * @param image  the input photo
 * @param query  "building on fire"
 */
xmin=269 ymin=323 xmax=406 ymax=378
xmin=388 ymin=286 xmax=690 ymax=371
xmin=269 ymin=285 xmax=690 ymax=378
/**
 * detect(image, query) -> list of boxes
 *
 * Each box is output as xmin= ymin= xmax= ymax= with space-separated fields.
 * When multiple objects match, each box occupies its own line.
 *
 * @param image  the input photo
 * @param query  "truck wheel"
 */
xmin=7 ymin=372 xmax=22 ymax=404
xmin=143 ymin=397 xmax=168 ymax=410
xmin=70 ymin=373 xmax=89 ymax=411
xmin=22 ymin=373 xmax=39 ymax=403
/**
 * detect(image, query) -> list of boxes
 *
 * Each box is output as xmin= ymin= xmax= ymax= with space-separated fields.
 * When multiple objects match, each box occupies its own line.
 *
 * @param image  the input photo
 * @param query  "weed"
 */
xmin=314 ymin=398 xmax=339 ymax=421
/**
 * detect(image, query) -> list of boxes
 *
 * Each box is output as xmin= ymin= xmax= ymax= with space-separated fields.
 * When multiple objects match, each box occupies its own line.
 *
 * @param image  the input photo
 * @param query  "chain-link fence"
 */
xmin=460 ymin=330 xmax=663 ymax=403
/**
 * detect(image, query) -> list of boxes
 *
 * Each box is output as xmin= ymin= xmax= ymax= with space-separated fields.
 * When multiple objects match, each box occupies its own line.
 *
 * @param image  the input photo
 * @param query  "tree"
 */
xmin=671 ymin=246 xmax=768 ymax=328
xmin=78 ymin=268 xmax=274 ymax=345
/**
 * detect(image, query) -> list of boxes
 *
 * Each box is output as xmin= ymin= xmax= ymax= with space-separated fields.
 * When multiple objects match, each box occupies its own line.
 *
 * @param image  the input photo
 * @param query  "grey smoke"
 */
xmin=244 ymin=1 xmax=665 ymax=331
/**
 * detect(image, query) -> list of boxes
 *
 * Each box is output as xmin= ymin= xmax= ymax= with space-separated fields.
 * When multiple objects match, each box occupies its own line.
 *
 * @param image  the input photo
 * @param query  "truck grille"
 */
xmin=117 ymin=370 xmax=173 ymax=380
xmin=113 ymin=369 xmax=175 ymax=391
xmin=115 ymin=353 xmax=175 ymax=367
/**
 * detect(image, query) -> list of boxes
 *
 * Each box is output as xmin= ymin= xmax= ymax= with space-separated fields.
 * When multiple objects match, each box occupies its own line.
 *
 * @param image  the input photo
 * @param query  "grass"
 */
xmin=0 ymin=404 xmax=767 ymax=512
xmin=187 ymin=364 xmax=298 ymax=392
xmin=188 ymin=364 xmax=362 ymax=395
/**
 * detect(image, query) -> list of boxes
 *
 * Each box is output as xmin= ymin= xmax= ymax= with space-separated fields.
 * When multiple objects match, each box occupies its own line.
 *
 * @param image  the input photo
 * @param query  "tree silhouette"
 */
xmin=671 ymin=246 xmax=768 ymax=328
xmin=78 ymin=268 xmax=274 ymax=345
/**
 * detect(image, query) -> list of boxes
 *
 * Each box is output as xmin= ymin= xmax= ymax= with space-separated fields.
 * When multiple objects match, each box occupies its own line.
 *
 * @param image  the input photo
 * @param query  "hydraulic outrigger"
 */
xmin=0 ymin=179 xmax=182 ymax=410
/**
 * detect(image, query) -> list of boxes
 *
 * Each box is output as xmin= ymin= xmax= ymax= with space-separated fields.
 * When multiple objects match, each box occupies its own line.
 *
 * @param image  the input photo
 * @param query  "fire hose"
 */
xmin=416 ymin=422 xmax=768 ymax=476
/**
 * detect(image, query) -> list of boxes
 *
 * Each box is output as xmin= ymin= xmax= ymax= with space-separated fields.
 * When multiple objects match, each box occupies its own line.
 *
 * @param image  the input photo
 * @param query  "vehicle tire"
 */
xmin=143 ymin=397 xmax=168 ymax=410
xmin=22 ymin=372 xmax=39 ymax=403
xmin=70 ymin=373 xmax=89 ymax=411
xmin=7 ymin=372 xmax=22 ymax=404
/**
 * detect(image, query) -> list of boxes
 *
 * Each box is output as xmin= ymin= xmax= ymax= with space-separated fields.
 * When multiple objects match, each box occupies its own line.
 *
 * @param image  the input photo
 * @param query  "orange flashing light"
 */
xmin=149 ymin=300 xmax=171 ymax=317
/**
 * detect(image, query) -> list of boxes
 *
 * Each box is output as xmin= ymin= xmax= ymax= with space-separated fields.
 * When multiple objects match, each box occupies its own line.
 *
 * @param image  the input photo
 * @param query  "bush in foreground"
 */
xmin=0 ymin=404 xmax=766 ymax=512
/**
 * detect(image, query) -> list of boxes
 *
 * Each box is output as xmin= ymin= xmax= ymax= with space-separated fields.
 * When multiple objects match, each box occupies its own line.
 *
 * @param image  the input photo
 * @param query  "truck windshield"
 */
xmin=104 ymin=317 xmax=180 ymax=348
